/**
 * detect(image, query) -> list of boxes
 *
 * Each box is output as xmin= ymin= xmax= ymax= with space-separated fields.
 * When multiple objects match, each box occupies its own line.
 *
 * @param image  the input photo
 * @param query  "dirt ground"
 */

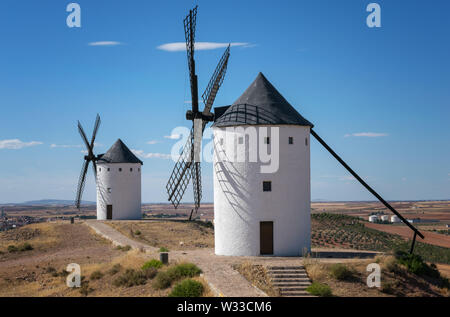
xmin=107 ymin=220 xmax=214 ymax=251
xmin=365 ymin=223 xmax=450 ymax=248
xmin=0 ymin=222 xmax=209 ymax=297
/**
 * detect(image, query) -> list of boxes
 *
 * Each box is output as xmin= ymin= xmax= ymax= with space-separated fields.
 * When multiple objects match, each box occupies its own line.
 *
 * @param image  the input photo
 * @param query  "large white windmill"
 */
xmin=167 ymin=6 xmax=424 ymax=257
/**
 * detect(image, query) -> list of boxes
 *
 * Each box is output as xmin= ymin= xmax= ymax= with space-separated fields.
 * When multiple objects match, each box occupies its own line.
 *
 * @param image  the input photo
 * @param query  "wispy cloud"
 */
xmin=88 ymin=41 xmax=123 ymax=46
xmin=344 ymin=132 xmax=388 ymax=138
xmin=132 ymin=149 xmax=172 ymax=160
xmin=146 ymin=140 xmax=159 ymax=145
xmin=0 ymin=139 xmax=43 ymax=150
xmin=157 ymin=42 xmax=252 ymax=52
xmin=164 ymin=133 xmax=181 ymax=140
xmin=50 ymin=144 xmax=82 ymax=148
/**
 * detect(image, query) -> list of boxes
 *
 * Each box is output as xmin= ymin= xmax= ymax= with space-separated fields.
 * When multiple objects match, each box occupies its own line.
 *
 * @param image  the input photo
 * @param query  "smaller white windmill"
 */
xmin=75 ymin=115 xmax=143 ymax=220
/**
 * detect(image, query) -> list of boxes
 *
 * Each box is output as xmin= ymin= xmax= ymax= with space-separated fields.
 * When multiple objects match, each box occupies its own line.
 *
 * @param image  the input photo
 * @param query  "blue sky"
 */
xmin=0 ymin=0 xmax=449 ymax=203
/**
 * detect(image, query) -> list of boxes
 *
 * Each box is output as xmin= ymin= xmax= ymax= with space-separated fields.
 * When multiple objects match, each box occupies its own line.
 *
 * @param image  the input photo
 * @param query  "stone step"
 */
xmin=273 ymin=282 xmax=311 ymax=287
xmin=267 ymin=266 xmax=305 ymax=270
xmin=279 ymin=286 xmax=309 ymax=291
xmin=281 ymin=291 xmax=313 ymax=297
xmin=269 ymin=270 xmax=306 ymax=275
xmin=272 ymin=273 xmax=308 ymax=279
xmin=271 ymin=279 xmax=311 ymax=285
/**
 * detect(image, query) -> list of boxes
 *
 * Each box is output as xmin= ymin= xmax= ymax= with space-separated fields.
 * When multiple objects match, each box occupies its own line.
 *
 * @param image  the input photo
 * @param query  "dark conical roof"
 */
xmin=97 ymin=139 xmax=143 ymax=165
xmin=213 ymin=72 xmax=313 ymax=127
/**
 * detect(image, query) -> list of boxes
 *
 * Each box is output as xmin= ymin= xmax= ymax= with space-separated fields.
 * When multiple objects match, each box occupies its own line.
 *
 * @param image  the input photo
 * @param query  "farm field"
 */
xmin=365 ymin=223 xmax=450 ymax=248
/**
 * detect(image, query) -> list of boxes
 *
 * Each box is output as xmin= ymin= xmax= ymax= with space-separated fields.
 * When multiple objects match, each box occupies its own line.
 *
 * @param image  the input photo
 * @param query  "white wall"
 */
xmin=96 ymin=163 xmax=142 ymax=220
xmin=213 ymin=125 xmax=311 ymax=256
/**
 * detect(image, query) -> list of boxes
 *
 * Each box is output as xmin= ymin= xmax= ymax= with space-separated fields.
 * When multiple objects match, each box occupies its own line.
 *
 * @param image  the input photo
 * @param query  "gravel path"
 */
xmin=85 ymin=221 xmax=158 ymax=253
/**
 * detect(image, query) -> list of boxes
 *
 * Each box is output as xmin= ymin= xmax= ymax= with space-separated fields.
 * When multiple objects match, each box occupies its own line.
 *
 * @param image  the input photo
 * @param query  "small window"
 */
xmin=138 ymin=168 xmax=140 ymax=172
xmin=263 ymin=181 xmax=272 ymax=192
xmin=130 ymin=168 xmax=133 ymax=172
xmin=119 ymin=168 xmax=122 ymax=172
xmin=220 ymin=138 xmax=224 ymax=145
xmin=264 ymin=137 xmax=270 ymax=144
xmin=289 ymin=137 xmax=294 ymax=145
xmin=238 ymin=137 xmax=244 ymax=144
xmin=107 ymin=168 xmax=110 ymax=172
xmin=98 ymin=168 xmax=101 ymax=172
xmin=107 ymin=188 xmax=111 ymax=193
xmin=305 ymin=137 xmax=308 ymax=146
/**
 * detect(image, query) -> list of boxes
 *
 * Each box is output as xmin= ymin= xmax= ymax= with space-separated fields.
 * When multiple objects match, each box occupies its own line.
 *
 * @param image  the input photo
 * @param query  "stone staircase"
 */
xmin=267 ymin=266 xmax=313 ymax=297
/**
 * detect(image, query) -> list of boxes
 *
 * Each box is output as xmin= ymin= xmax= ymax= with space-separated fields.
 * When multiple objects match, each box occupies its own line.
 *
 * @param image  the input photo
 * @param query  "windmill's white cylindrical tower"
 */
xmin=96 ymin=139 xmax=143 ymax=220
xmin=212 ymin=73 xmax=313 ymax=256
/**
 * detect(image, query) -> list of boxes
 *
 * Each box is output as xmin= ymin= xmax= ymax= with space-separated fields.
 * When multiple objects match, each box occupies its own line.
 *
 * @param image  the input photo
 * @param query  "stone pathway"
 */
xmin=85 ymin=221 xmax=158 ymax=253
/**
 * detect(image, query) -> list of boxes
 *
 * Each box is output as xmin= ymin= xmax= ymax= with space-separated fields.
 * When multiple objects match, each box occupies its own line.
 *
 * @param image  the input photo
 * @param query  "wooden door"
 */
xmin=107 ymin=205 xmax=113 ymax=220
xmin=260 ymin=221 xmax=273 ymax=255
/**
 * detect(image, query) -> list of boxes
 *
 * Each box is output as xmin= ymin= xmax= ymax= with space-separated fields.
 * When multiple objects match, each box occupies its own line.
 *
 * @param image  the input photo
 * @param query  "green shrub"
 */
xmin=134 ymin=230 xmax=141 ymax=236
xmin=108 ymin=264 xmax=122 ymax=275
xmin=142 ymin=259 xmax=163 ymax=270
xmin=116 ymin=245 xmax=132 ymax=251
xmin=90 ymin=270 xmax=104 ymax=280
xmin=7 ymin=245 xmax=18 ymax=253
xmin=153 ymin=271 xmax=172 ymax=289
xmin=169 ymin=279 xmax=204 ymax=297
xmin=79 ymin=281 xmax=94 ymax=296
xmin=153 ymin=263 xmax=202 ymax=290
xmin=18 ymin=243 xmax=33 ymax=251
xmin=329 ymin=264 xmax=355 ymax=281
xmin=113 ymin=269 xmax=147 ymax=287
xmin=395 ymin=251 xmax=439 ymax=278
xmin=166 ymin=263 xmax=202 ymax=280
xmin=306 ymin=282 xmax=332 ymax=297
xmin=143 ymin=267 xmax=157 ymax=279
xmin=159 ymin=247 xmax=169 ymax=252
xmin=380 ymin=282 xmax=395 ymax=294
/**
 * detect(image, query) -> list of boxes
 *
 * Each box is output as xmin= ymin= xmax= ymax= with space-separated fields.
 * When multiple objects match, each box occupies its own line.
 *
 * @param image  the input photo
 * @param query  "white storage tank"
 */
xmin=391 ymin=215 xmax=401 ymax=223
xmin=212 ymin=73 xmax=313 ymax=256
xmin=380 ymin=215 xmax=389 ymax=222
xmin=96 ymin=139 xmax=143 ymax=220
xmin=369 ymin=215 xmax=378 ymax=223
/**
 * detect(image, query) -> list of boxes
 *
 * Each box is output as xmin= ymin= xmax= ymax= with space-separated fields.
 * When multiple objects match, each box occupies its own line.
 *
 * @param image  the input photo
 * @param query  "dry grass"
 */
xmin=233 ymin=261 xmax=280 ymax=297
xmin=0 ymin=222 xmax=208 ymax=297
xmin=107 ymin=220 xmax=214 ymax=250
xmin=0 ymin=223 xmax=59 ymax=253
xmin=304 ymin=255 xmax=449 ymax=297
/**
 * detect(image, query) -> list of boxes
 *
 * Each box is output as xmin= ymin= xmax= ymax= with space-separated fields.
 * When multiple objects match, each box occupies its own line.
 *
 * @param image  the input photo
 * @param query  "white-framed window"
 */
xmin=263 ymin=181 xmax=272 ymax=192
xmin=119 ymin=168 xmax=122 ymax=172
xmin=305 ymin=137 xmax=308 ymax=146
xmin=289 ymin=137 xmax=294 ymax=145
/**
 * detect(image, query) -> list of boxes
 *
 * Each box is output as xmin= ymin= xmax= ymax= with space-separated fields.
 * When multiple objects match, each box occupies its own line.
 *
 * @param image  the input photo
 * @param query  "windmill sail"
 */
xmin=166 ymin=6 xmax=230 ymax=214
xmin=74 ymin=114 xmax=101 ymax=210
